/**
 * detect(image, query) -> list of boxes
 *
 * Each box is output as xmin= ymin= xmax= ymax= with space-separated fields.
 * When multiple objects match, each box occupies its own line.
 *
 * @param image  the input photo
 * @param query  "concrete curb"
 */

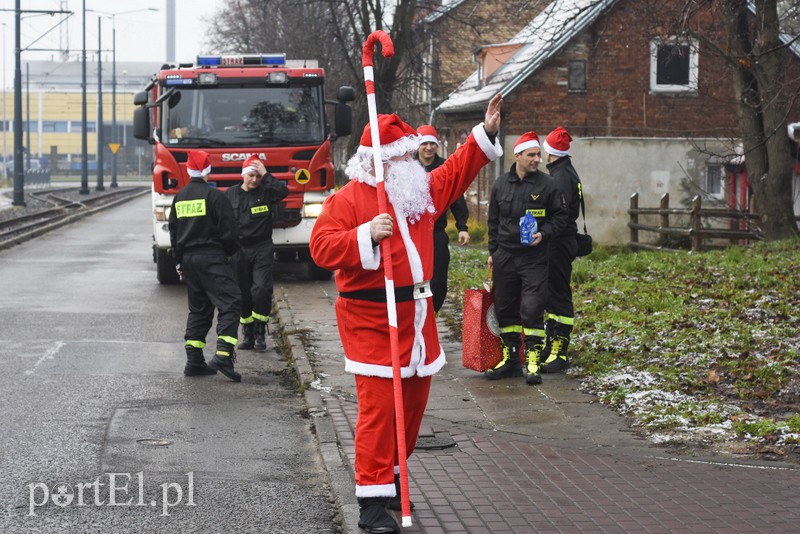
xmin=274 ymin=302 xmax=360 ymax=534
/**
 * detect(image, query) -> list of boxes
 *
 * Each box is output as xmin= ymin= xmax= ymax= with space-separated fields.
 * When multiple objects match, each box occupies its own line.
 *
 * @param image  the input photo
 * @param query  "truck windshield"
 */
xmin=162 ymin=85 xmax=325 ymax=147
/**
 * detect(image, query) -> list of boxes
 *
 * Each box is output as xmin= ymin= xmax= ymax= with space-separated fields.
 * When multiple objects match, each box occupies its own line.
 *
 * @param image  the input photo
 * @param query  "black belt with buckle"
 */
xmin=339 ymin=281 xmax=432 ymax=303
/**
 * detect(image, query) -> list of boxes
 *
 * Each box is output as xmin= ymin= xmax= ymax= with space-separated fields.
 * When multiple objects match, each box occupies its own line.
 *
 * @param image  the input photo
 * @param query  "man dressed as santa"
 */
xmin=309 ymin=94 xmax=503 ymax=533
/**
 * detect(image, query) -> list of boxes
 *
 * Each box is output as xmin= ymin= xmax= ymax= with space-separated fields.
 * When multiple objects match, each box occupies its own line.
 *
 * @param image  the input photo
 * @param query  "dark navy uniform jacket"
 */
xmin=546 ymin=156 xmax=582 ymax=237
xmin=224 ymin=173 xmax=289 ymax=246
xmin=168 ymin=176 xmax=240 ymax=265
xmin=488 ymin=164 xmax=567 ymax=256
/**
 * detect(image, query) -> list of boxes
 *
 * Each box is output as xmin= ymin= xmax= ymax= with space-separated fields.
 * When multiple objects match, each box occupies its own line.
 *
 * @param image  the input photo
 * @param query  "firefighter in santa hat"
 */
xmin=415 ymin=124 xmax=471 ymax=313
xmin=169 ymin=150 xmax=242 ymax=382
xmin=310 ymin=94 xmax=503 ymax=533
xmin=541 ymin=126 xmax=584 ymax=373
xmin=485 ymin=131 xmax=567 ymax=385
xmin=225 ymin=155 xmax=289 ymax=351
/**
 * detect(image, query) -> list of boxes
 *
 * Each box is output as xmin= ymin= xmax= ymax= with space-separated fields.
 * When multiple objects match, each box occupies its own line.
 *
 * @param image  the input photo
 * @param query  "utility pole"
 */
xmin=12 ymin=0 xmax=24 ymax=205
xmin=80 ymin=0 xmax=89 ymax=195
xmin=25 ymin=62 xmax=30 ymax=171
xmin=96 ymin=17 xmax=104 ymax=191
xmin=110 ymin=25 xmax=117 ymax=187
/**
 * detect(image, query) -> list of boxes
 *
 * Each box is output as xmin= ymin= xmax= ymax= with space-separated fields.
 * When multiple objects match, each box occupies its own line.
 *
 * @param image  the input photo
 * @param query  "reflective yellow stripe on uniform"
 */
xmin=500 ymin=325 xmax=522 ymax=334
xmin=240 ymin=315 xmax=255 ymax=324
xmin=175 ymin=199 xmax=207 ymax=218
xmin=546 ymin=313 xmax=574 ymax=326
xmin=251 ymin=205 xmax=269 ymax=215
xmin=252 ymin=312 xmax=269 ymax=322
xmin=523 ymin=328 xmax=546 ymax=337
xmin=185 ymin=340 xmax=205 ymax=348
xmin=219 ymin=335 xmax=238 ymax=346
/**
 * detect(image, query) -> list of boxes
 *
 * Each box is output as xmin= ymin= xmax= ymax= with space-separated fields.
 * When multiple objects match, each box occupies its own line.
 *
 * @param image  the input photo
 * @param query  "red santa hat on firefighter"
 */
xmin=186 ymin=150 xmax=211 ymax=177
xmin=416 ymin=124 xmax=439 ymax=145
xmin=346 ymin=113 xmax=421 ymax=183
xmin=513 ymin=132 xmax=540 ymax=154
xmin=543 ymin=126 xmax=572 ymax=157
xmin=241 ymin=155 xmax=261 ymax=176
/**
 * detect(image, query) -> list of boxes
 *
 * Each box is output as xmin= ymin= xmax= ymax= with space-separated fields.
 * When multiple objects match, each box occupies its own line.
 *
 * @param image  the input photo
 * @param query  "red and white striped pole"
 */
xmin=362 ymin=30 xmax=412 ymax=528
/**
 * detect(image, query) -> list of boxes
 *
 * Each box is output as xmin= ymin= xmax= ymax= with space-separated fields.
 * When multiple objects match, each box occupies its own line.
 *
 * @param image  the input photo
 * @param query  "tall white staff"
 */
xmin=361 ymin=30 xmax=413 ymax=528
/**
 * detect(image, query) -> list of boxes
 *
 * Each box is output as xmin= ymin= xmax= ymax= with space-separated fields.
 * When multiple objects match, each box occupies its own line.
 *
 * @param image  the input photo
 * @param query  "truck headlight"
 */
xmin=154 ymin=206 xmax=171 ymax=221
xmin=302 ymin=203 xmax=323 ymax=218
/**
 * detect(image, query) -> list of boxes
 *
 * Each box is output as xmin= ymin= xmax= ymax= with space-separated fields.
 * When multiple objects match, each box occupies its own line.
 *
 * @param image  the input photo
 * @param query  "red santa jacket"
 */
xmin=309 ymin=124 xmax=503 ymax=378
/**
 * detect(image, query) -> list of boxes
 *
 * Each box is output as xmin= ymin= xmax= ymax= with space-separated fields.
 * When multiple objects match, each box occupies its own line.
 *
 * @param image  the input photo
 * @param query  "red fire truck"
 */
xmin=133 ymin=53 xmax=354 ymax=284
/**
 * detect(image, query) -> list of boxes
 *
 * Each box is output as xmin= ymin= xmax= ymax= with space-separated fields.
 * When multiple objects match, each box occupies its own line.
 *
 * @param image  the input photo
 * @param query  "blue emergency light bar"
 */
xmin=196 ymin=54 xmax=286 ymax=67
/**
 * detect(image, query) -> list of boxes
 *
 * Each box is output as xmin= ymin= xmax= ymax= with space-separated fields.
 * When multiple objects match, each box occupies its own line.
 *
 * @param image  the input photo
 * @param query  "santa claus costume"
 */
xmin=310 ymin=111 xmax=502 ymax=530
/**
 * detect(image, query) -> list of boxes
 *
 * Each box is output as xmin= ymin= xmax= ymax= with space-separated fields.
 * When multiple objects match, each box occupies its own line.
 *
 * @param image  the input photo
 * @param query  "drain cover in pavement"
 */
xmin=415 ymin=432 xmax=456 ymax=450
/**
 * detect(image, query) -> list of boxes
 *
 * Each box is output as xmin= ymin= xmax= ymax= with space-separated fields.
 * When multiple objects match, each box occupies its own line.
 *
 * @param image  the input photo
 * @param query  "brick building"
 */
xmin=435 ymin=0 xmax=800 ymax=245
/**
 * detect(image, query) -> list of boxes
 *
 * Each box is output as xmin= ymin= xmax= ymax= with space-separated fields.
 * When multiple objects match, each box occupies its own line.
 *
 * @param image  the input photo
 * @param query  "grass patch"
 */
xmin=446 ymin=238 xmax=800 ymax=451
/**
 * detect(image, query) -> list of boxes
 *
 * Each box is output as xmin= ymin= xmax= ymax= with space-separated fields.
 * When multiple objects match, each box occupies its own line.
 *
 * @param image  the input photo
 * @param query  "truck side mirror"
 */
xmin=337 ymin=86 xmax=355 ymax=103
xmin=133 ymin=107 xmax=151 ymax=141
xmin=334 ymin=102 xmax=352 ymax=137
xmin=133 ymin=91 xmax=148 ymax=106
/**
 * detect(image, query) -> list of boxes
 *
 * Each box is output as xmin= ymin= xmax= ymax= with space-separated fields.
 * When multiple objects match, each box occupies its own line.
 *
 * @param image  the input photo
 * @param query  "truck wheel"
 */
xmin=156 ymin=248 xmax=181 ymax=285
xmin=307 ymin=258 xmax=332 ymax=281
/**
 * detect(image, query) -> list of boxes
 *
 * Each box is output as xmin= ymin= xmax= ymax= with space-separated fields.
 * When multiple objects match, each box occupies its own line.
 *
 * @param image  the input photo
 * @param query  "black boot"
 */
xmin=208 ymin=344 xmax=241 ymax=382
xmin=238 ymin=323 xmax=254 ymax=350
xmin=484 ymin=337 xmax=522 ymax=380
xmin=386 ymin=473 xmax=415 ymax=511
xmin=524 ymin=337 xmax=544 ymax=385
xmin=183 ymin=346 xmax=217 ymax=376
xmin=253 ymin=321 xmax=266 ymax=351
xmin=539 ymin=318 xmax=557 ymax=363
xmin=541 ymin=323 xmax=571 ymax=373
xmin=357 ymin=497 xmax=400 ymax=533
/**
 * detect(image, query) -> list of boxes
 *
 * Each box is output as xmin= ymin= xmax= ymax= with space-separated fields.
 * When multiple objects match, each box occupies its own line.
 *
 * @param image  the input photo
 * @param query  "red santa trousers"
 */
xmin=353 ymin=374 xmax=432 ymax=497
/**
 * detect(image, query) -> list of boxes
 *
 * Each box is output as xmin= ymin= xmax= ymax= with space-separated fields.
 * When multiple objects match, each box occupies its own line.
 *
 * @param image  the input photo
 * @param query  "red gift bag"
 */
xmin=462 ymin=279 xmax=502 ymax=372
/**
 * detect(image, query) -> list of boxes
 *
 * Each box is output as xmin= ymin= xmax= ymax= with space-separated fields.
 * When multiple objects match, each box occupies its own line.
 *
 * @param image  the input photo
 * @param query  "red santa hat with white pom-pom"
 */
xmin=513 ymin=132 xmax=540 ymax=154
xmin=186 ymin=150 xmax=211 ymax=177
xmin=543 ymin=126 xmax=572 ymax=157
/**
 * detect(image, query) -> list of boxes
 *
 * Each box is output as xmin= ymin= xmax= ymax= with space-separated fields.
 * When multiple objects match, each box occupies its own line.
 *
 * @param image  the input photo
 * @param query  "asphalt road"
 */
xmin=0 ymin=194 xmax=338 ymax=533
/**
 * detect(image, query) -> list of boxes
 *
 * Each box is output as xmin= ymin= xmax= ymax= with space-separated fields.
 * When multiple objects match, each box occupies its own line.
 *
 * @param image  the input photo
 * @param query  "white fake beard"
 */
xmin=384 ymin=158 xmax=435 ymax=224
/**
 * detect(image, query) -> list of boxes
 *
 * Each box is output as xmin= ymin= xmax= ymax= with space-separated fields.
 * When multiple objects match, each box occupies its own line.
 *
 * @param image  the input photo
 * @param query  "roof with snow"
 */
xmin=437 ymin=0 xmax=615 ymax=114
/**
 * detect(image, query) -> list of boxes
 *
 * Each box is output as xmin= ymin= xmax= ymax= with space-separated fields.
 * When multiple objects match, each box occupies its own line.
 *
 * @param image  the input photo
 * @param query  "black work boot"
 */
xmin=183 ymin=346 xmax=217 ymax=376
xmin=238 ymin=323 xmax=254 ymax=350
xmin=484 ymin=338 xmax=522 ymax=380
xmin=357 ymin=497 xmax=400 ymax=533
xmin=386 ymin=473 xmax=415 ymax=511
xmin=540 ymin=318 xmax=557 ymax=363
xmin=208 ymin=345 xmax=241 ymax=382
xmin=253 ymin=321 xmax=266 ymax=351
xmin=541 ymin=324 xmax=571 ymax=373
xmin=524 ymin=336 xmax=545 ymax=385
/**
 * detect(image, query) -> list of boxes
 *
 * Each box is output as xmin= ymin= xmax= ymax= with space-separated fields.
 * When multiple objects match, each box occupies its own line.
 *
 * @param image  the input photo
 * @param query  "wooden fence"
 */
xmin=628 ymin=192 xmax=763 ymax=252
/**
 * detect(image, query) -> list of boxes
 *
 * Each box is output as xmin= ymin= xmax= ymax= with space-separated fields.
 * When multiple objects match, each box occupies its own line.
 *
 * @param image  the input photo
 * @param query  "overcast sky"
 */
xmin=0 ymin=0 xmax=224 ymax=89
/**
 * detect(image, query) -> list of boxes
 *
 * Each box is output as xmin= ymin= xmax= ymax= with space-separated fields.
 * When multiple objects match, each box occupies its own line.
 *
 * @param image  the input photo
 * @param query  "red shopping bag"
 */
xmin=462 ymin=280 xmax=502 ymax=372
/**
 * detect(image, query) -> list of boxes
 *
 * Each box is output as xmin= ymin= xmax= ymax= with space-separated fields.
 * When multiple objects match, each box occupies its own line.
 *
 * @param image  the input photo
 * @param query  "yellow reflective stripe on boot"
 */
xmin=544 ymin=338 xmax=565 ymax=364
xmin=252 ymin=312 xmax=269 ymax=322
xmin=185 ymin=340 xmax=205 ymax=349
xmin=219 ymin=336 xmax=238 ymax=346
xmin=492 ymin=344 xmax=511 ymax=369
xmin=240 ymin=316 xmax=255 ymax=325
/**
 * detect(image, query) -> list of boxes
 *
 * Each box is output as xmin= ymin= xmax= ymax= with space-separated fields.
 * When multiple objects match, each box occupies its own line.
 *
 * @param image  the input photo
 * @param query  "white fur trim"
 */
xmin=419 ymin=134 xmax=438 ymax=145
xmin=357 ymin=222 xmax=381 ymax=271
xmin=188 ymin=169 xmax=202 ymax=177
xmin=415 ymin=346 xmax=446 ymax=377
xmin=472 ymin=123 xmax=504 ymax=160
xmin=355 ymin=482 xmax=396 ymax=498
xmin=514 ymin=139 xmax=540 ymax=154
xmin=345 ymin=358 xmax=418 ymax=378
xmin=542 ymin=139 xmax=569 ymax=157
xmin=241 ymin=164 xmax=257 ymax=175
xmin=386 ymin=278 xmax=397 ymax=328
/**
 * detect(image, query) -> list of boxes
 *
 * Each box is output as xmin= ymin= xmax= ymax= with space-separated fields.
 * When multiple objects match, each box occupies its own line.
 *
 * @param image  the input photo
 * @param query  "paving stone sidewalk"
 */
xmin=274 ymin=277 xmax=800 ymax=534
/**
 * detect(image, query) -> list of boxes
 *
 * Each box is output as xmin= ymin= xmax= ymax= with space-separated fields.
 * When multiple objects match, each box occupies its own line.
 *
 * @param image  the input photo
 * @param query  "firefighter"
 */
xmin=541 ymin=126 xmax=583 ymax=373
xmin=415 ymin=124 xmax=470 ymax=313
xmin=225 ymin=156 xmax=289 ymax=351
xmin=169 ymin=150 xmax=242 ymax=382
xmin=485 ymin=132 xmax=567 ymax=385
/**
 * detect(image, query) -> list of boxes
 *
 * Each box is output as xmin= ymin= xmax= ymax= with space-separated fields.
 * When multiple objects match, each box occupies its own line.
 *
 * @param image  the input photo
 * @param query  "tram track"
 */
xmin=0 ymin=186 xmax=150 ymax=250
